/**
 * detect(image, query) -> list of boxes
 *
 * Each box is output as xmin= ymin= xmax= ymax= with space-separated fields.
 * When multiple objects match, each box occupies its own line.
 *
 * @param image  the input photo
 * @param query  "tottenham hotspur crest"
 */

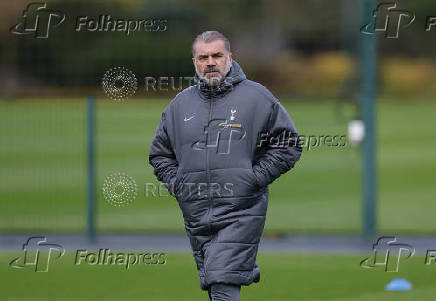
xmin=230 ymin=108 xmax=236 ymax=121
xmin=218 ymin=108 xmax=242 ymax=130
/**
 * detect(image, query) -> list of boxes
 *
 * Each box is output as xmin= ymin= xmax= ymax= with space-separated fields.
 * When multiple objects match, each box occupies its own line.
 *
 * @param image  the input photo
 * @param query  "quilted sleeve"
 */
xmin=252 ymin=101 xmax=302 ymax=188
xmin=148 ymin=106 xmax=179 ymax=195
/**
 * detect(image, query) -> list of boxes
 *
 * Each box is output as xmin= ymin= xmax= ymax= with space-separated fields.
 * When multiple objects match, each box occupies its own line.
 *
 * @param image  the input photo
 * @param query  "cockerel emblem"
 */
xmin=230 ymin=108 xmax=236 ymax=121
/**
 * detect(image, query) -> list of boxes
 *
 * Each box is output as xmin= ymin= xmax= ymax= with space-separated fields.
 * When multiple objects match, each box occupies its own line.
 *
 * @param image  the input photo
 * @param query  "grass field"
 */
xmin=1 ymin=252 xmax=435 ymax=301
xmin=0 ymin=98 xmax=435 ymax=234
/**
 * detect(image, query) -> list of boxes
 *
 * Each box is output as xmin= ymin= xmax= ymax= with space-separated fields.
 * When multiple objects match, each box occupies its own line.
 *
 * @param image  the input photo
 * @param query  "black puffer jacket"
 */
xmin=149 ymin=60 xmax=302 ymax=291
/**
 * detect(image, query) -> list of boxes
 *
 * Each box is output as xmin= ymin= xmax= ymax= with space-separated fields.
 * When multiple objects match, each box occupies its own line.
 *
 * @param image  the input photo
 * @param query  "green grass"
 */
xmin=1 ymin=252 xmax=435 ymax=300
xmin=0 ymin=98 xmax=435 ymax=234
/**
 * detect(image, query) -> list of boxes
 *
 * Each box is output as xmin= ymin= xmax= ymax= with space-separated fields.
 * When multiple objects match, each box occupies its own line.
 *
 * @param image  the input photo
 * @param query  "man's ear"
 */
xmin=192 ymin=57 xmax=195 ymax=66
xmin=229 ymin=52 xmax=233 ymax=63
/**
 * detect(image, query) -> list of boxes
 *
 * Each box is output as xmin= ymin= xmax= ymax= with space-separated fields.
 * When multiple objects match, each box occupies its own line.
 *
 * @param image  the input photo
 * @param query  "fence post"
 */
xmin=87 ymin=95 xmax=96 ymax=242
xmin=361 ymin=0 xmax=378 ymax=241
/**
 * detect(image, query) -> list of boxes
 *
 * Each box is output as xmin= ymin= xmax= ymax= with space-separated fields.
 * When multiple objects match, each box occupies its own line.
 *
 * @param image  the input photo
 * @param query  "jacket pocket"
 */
xmin=174 ymin=170 xmax=185 ymax=197
xmin=250 ymin=168 xmax=260 ymax=191
xmin=238 ymin=168 xmax=260 ymax=195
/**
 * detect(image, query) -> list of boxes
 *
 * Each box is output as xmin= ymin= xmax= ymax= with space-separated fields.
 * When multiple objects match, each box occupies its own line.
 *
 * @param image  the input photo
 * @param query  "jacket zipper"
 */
xmin=205 ymin=98 xmax=214 ymax=234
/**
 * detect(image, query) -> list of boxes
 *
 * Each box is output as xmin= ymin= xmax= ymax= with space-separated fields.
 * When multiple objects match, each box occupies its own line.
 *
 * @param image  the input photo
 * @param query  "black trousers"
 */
xmin=207 ymin=283 xmax=241 ymax=301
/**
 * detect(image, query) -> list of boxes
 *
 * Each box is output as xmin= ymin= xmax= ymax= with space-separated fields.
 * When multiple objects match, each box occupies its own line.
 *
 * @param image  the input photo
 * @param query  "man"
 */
xmin=149 ymin=31 xmax=302 ymax=301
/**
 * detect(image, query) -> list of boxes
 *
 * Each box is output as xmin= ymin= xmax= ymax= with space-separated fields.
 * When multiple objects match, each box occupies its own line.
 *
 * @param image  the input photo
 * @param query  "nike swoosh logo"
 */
xmin=184 ymin=115 xmax=195 ymax=121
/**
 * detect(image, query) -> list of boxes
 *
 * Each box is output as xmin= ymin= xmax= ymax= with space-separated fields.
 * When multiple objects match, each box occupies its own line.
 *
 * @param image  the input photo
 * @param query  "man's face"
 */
xmin=192 ymin=39 xmax=232 ymax=86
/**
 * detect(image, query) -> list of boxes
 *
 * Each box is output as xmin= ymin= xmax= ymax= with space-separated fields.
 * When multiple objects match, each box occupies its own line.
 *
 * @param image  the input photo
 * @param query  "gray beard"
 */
xmin=195 ymin=61 xmax=232 ymax=87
